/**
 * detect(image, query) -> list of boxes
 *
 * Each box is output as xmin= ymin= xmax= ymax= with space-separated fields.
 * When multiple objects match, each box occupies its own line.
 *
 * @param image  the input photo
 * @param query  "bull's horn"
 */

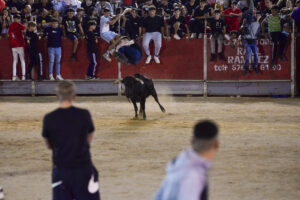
xmin=114 ymin=79 xmax=122 ymax=84
xmin=135 ymin=78 xmax=144 ymax=85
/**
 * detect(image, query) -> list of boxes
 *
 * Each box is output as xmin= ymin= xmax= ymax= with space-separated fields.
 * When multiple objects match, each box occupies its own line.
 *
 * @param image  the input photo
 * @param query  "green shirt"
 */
xmin=268 ymin=15 xmax=281 ymax=33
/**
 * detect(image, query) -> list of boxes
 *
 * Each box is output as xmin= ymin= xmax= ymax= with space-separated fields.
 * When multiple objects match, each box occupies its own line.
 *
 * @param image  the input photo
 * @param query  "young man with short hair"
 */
xmin=262 ymin=5 xmax=288 ymax=66
xmin=142 ymin=6 xmax=165 ymax=64
xmin=100 ymin=7 xmax=131 ymax=62
xmin=62 ymin=8 xmax=85 ymax=61
xmin=209 ymin=9 xmax=226 ymax=61
xmin=25 ymin=21 xmax=44 ymax=80
xmin=42 ymin=80 xmax=100 ymax=200
xmin=8 ymin=14 xmax=26 ymax=81
xmin=241 ymin=8 xmax=261 ymax=74
xmin=168 ymin=7 xmax=190 ymax=40
xmin=154 ymin=120 xmax=219 ymax=200
xmin=86 ymin=21 xmax=99 ymax=80
xmin=44 ymin=18 xmax=64 ymax=80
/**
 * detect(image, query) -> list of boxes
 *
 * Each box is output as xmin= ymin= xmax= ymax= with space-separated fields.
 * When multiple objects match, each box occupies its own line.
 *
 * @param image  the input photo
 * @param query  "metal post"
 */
xmin=117 ymin=16 xmax=122 ymax=96
xmin=31 ymin=81 xmax=35 ymax=97
xmin=291 ymin=22 xmax=295 ymax=97
xmin=203 ymin=19 xmax=207 ymax=97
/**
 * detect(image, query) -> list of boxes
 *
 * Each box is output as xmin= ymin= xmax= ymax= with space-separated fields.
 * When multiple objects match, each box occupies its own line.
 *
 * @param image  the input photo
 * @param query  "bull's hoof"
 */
xmin=160 ymin=106 xmax=166 ymax=113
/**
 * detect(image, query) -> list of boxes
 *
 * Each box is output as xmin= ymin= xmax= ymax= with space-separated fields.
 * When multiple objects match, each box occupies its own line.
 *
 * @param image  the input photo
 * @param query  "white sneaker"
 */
xmin=56 ymin=74 xmax=64 ymax=80
xmin=12 ymin=76 xmax=20 ymax=81
xmin=174 ymin=34 xmax=181 ymax=40
xmin=0 ymin=186 xmax=4 ymax=200
xmin=21 ymin=75 xmax=25 ymax=81
xmin=191 ymin=33 xmax=196 ymax=38
xmin=49 ymin=74 xmax=55 ymax=81
xmin=103 ymin=53 xmax=112 ymax=62
xmin=145 ymin=55 xmax=152 ymax=64
xmin=154 ymin=56 xmax=160 ymax=64
xmin=198 ymin=33 xmax=203 ymax=39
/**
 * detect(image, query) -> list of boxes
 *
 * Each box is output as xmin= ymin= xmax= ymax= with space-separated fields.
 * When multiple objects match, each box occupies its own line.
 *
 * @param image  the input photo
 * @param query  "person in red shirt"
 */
xmin=8 ymin=14 xmax=26 ymax=81
xmin=222 ymin=1 xmax=242 ymax=47
xmin=222 ymin=1 xmax=242 ymax=33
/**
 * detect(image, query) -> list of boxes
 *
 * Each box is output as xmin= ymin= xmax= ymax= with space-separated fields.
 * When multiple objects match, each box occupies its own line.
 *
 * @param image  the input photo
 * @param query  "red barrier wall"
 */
xmin=0 ymin=38 xmax=204 ymax=80
xmin=207 ymin=38 xmax=291 ymax=80
xmin=0 ymin=37 xmax=292 ymax=81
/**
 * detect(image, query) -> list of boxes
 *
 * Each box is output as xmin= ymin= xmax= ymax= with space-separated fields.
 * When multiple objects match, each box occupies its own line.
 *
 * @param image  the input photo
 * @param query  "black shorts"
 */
xmin=52 ymin=165 xmax=100 ymax=200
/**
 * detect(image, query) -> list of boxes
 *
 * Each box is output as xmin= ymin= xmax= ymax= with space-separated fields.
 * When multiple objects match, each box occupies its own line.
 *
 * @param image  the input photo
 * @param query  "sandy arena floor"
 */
xmin=0 ymin=96 xmax=300 ymax=200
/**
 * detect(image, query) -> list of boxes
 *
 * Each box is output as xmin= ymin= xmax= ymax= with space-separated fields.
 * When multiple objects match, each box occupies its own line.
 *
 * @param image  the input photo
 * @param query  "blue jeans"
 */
xmin=243 ymin=40 xmax=258 ymax=68
xmin=48 ymin=47 xmax=62 ymax=75
xmin=119 ymin=46 xmax=142 ymax=65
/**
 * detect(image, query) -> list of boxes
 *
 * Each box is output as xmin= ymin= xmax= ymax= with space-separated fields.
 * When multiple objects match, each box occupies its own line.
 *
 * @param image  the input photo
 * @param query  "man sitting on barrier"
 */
xmin=100 ymin=7 xmax=132 ymax=62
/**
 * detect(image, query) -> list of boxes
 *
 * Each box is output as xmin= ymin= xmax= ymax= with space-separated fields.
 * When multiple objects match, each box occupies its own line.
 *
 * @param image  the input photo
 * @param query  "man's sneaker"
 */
xmin=218 ymin=53 xmax=225 ymax=61
xmin=210 ymin=54 xmax=215 ymax=61
xmin=70 ymin=54 xmax=77 ymax=61
xmin=0 ymin=186 xmax=4 ymax=200
xmin=56 ymin=75 xmax=64 ymax=80
xmin=103 ymin=53 xmax=112 ymax=62
xmin=154 ymin=56 xmax=160 ymax=64
xmin=198 ymin=33 xmax=203 ymax=39
xmin=12 ymin=76 xmax=20 ymax=81
xmin=271 ymin=59 xmax=276 ymax=66
xmin=253 ymin=66 xmax=259 ymax=74
xmin=21 ymin=75 xmax=26 ymax=81
xmin=49 ymin=74 xmax=55 ymax=81
xmin=279 ymin=56 xmax=287 ymax=61
xmin=86 ymin=75 xmax=92 ymax=80
xmin=174 ymin=34 xmax=181 ymax=40
xmin=191 ymin=33 xmax=196 ymax=38
xmin=243 ymin=66 xmax=249 ymax=74
xmin=91 ymin=76 xmax=100 ymax=80
xmin=145 ymin=55 xmax=152 ymax=64
xmin=37 ymin=76 xmax=44 ymax=81
xmin=26 ymin=74 xmax=32 ymax=80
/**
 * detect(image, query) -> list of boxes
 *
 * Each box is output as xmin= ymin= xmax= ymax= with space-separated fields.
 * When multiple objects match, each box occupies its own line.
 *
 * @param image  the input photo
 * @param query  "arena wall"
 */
xmin=0 ymin=36 xmax=295 ymax=96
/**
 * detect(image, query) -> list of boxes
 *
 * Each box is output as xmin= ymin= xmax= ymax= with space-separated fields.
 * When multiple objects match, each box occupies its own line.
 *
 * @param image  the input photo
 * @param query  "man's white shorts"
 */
xmin=101 ymin=31 xmax=118 ymax=43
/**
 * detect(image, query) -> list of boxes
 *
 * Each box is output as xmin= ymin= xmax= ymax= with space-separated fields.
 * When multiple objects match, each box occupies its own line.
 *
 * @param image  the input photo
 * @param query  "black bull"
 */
xmin=117 ymin=73 xmax=166 ymax=120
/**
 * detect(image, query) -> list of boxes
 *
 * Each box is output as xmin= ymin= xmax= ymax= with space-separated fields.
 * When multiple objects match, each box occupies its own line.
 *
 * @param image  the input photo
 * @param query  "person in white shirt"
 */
xmin=100 ymin=7 xmax=131 ymax=62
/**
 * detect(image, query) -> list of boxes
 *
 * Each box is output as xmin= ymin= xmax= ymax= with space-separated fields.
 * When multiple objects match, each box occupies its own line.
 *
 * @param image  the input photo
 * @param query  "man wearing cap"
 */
xmin=154 ymin=120 xmax=219 ymax=200
xmin=142 ymin=5 xmax=165 ymax=64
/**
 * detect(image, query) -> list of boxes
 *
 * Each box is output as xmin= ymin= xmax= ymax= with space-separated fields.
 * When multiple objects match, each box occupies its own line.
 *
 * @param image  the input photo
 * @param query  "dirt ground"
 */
xmin=0 ymin=96 xmax=300 ymax=200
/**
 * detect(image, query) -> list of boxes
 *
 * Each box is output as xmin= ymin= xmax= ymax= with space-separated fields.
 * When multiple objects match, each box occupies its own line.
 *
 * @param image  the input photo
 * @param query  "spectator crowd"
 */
xmin=0 ymin=0 xmax=300 ymax=80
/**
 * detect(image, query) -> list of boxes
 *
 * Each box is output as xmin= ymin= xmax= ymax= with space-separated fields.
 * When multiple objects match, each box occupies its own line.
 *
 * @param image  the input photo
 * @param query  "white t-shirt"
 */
xmin=100 ymin=15 xmax=110 ymax=33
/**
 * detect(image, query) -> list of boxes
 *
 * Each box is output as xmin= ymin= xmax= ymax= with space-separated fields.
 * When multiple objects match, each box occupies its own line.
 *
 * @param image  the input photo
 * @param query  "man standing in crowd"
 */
xmin=209 ymin=9 xmax=226 ymax=61
xmin=86 ymin=21 xmax=98 ymax=80
xmin=44 ymin=18 xmax=64 ymax=80
xmin=262 ymin=5 xmax=288 ymax=66
xmin=222 ymin=1 xmax=242 ymax=34
xmin=42 ymin=80 xmax=100 ymax=200
xmin=154 ymin=120 xmax=219 ymax=200
xmin=142 ymin=6 xmax=164 ymax=64
xmin=25 ymin=21 xmax=44 ymax=80
xmin=62 ymin=8 xmax=85 ymax=61
xmin=241 ymin=8 xmax=261 ymax=74
xmin=8 ymin=14 xmax=26 ymax=81
xmin=168 ymin=7 xmax=190 ymax=40
xmin=190 ymin=0 xmax=212 ymax=39
xmin=292 ymin=0 xmax=300 ymax=33
xmin=125 ymin=8 xmax=142 ymax=40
